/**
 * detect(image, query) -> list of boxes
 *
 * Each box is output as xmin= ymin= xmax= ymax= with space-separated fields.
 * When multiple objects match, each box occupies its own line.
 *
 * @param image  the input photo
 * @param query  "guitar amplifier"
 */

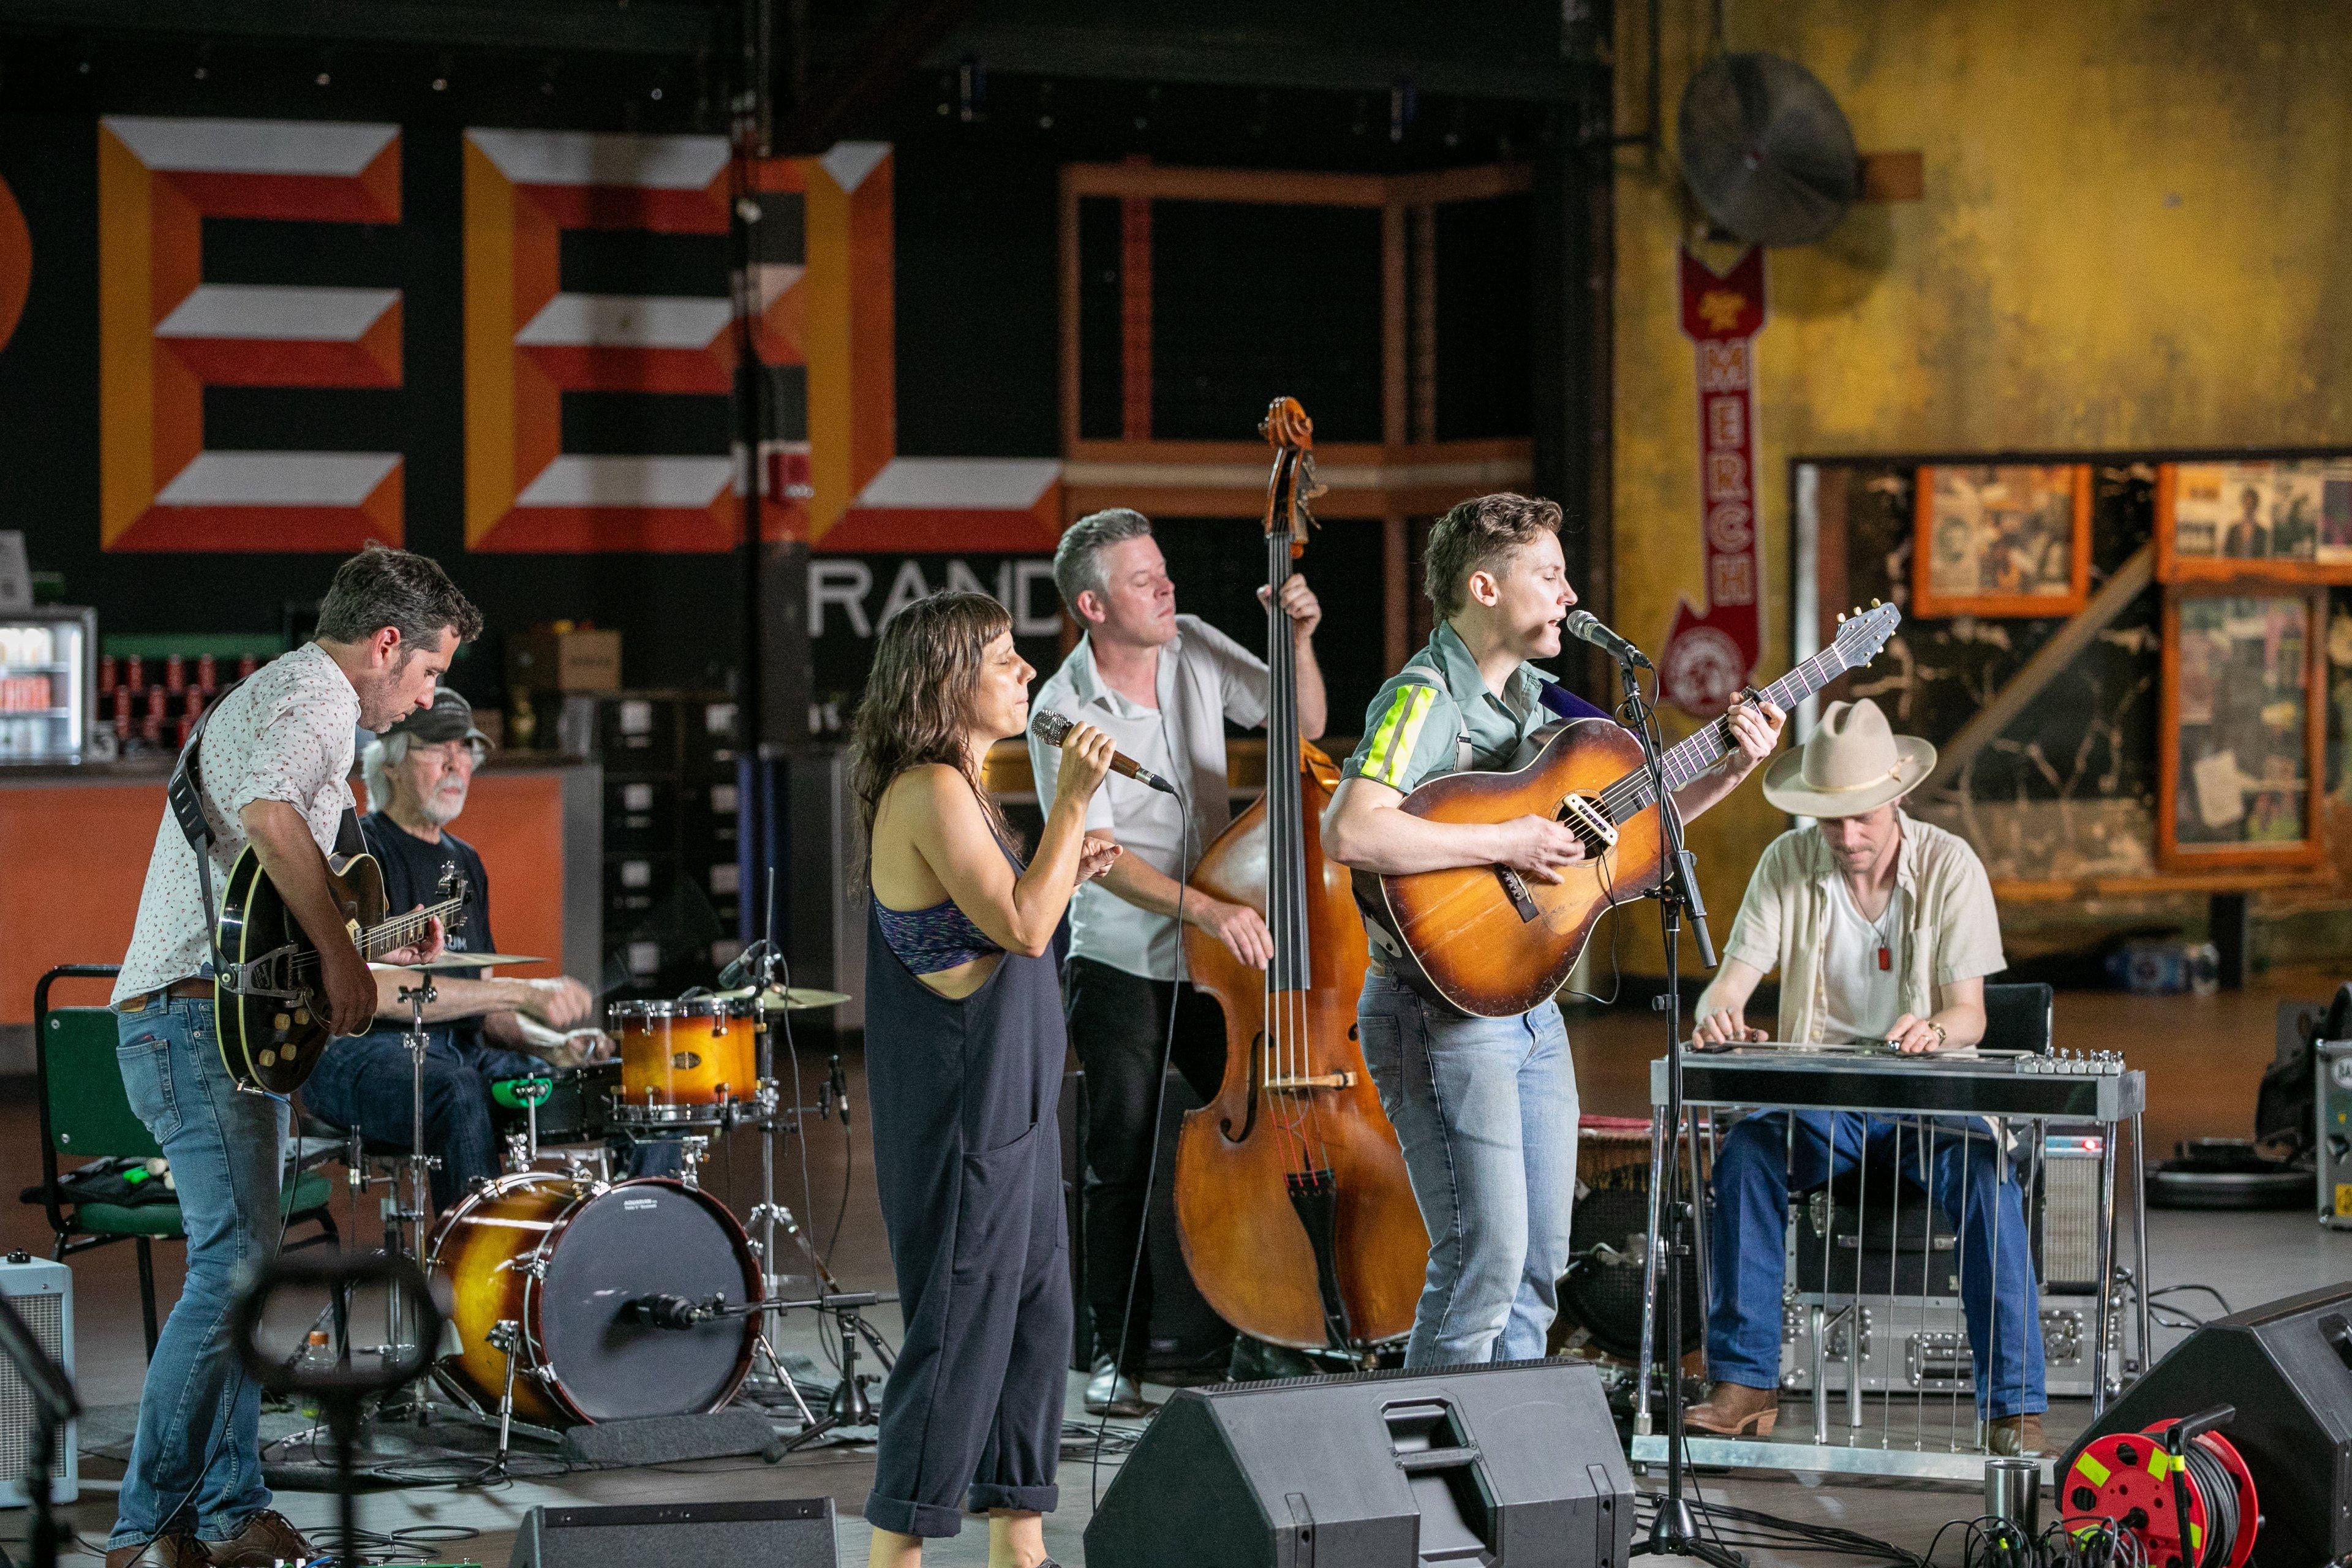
xmin=0 ymin=1251 xmax=77 ymax=1506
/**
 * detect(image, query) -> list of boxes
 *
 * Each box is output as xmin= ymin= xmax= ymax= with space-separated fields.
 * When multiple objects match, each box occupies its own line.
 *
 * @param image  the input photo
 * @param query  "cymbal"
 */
xmin=710 ymin=984 xmax=853 ymax=1011
xmin=396 ymin=952 xmax=548 ymax=971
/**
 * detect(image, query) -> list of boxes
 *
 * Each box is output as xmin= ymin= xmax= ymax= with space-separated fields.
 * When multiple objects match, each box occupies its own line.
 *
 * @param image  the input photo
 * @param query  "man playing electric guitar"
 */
xmin=105 ymin=545 xmax=481 ymax=1568
xmin=1322 ymin=492 xmax=1783 ymax=1368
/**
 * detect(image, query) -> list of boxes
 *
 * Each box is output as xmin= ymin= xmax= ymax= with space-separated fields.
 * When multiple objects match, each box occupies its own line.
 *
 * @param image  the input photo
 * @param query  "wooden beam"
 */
xmin=1058 ymin=173 xmax=1080 ymax=457
xmin=1411 ymin=203 xmax=1438 ymax=443
xmin=1384 ymin=513 xmax=1409 ymax=673
xmin=1922 ymin=543 xmax=2154 ymax=795
xmin=1381 ymin=205 xmax=1407 ymax=447
xmin=1120 ymin=165 xmax=1153 ymax=442
xmin=1060 ymin=160 xmax=1536 ymax=209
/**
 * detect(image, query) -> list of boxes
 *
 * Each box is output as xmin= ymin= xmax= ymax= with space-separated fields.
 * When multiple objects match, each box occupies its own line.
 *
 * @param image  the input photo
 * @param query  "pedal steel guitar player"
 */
xmin=1682 ymin=698 xmax=2048 ymax=1455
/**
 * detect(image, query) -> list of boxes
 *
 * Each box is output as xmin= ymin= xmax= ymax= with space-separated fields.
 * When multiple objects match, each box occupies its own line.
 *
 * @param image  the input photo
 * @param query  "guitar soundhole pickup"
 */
xmin=1557 ymin=793 xmax=1618 ymax=856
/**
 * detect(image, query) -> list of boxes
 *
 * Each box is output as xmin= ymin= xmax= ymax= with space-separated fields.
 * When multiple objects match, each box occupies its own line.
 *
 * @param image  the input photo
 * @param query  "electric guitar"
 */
xmin=1363 ymin=603 xmax=1902 ymax=1017
xmin=214 ymin=850 xmax=467 ymax=1093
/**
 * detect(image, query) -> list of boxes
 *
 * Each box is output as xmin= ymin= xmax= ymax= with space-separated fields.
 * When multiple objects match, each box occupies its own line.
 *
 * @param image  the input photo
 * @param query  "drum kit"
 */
xmin=345 ymin=940 xmax=875 ymax=1461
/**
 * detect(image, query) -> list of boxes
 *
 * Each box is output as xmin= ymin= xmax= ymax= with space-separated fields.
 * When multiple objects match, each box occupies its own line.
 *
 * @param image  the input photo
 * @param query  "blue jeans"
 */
xmin=110 ymin=995 xmax=288 ymax=1550
xmin=1357 ymin=973 xmax=1578 ymax=1368
xmin=304 ymin=1030 xmax=677 ymax=1208
xmin=1706 ymin=1111 xmax=2047 ymax=1420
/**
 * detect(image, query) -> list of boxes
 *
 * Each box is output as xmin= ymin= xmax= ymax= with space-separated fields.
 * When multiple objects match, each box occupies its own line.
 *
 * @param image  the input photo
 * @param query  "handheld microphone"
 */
xmin=1030 ymin=710 xmax=1177 ymax=794
xmin=1562 ymin=609 xmax=1653 ymax=669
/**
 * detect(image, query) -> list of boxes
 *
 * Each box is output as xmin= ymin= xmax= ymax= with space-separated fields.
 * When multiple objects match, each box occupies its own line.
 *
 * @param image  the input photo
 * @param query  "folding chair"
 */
xmin=31 ymin=964 xmax=341 ymax=1360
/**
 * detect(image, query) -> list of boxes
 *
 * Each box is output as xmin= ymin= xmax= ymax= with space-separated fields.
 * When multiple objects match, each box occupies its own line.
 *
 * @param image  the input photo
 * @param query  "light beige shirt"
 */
xmin=113 ymin=643 xmax=361 ymax=1003
xmin=1720 ymin=812 xmax=2006 ymax=1044
xmin=1028 ymin=615 xmax=1267 ymax=981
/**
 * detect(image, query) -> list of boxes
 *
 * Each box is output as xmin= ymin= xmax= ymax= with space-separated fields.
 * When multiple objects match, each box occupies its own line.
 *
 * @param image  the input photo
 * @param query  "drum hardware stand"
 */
xmin=750 ymin=1333 xmax=819 ymax=1429
xmin=782 ymin=1290 xmax=892 ymax=1450
xmin=675 ymin=1133 xmax=712 ymax=1188
xmin=1622 ymin=658 xmax=1743 ymax=1568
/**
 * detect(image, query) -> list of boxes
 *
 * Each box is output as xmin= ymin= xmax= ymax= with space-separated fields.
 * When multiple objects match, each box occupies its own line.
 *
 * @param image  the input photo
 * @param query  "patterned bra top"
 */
xmin=874 ymin=894 xmax=1003 ymax=975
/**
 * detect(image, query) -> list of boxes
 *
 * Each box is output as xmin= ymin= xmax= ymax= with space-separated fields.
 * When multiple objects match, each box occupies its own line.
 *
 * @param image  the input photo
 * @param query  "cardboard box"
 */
xmin=507 ymin=628 xmax=621 ymax=693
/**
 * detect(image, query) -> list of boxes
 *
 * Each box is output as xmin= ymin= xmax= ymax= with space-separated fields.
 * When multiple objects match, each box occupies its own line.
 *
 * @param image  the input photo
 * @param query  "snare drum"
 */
xmin=609 ymin=997 xmax=758 ymax=1123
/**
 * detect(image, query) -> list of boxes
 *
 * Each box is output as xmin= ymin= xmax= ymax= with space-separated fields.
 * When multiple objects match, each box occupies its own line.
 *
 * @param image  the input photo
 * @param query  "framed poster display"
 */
xmin=2155 ymin=458 xmax=2352 ymax=584
xmin=2158 ymin=586 xmax=2327 ymax=870
xmin=1912 ymin=464 xmax=2092 ymax=618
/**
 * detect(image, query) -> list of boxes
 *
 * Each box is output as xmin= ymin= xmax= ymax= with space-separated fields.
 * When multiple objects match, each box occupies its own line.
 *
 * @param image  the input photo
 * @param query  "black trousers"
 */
xmin=1062 ymin=956 xmax=1227 ymax=1371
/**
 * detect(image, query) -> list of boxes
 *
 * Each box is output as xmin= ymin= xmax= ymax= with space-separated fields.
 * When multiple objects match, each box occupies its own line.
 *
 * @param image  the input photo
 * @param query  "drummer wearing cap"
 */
xmin=303 ymin=687 xmax=616 ymax=1208
xmin=1681 ymin=698 xmax=2046 ymax=1455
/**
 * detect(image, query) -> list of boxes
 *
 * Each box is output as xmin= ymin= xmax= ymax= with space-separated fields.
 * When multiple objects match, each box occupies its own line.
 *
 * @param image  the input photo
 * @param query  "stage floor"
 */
xmin=7 ymin=967 xmax=2346 ymax=1564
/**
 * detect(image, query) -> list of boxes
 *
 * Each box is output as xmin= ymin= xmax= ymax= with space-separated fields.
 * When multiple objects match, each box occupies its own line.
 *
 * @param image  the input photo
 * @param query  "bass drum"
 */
xmin=427 ymin=1172 xmax=762 ymax=1425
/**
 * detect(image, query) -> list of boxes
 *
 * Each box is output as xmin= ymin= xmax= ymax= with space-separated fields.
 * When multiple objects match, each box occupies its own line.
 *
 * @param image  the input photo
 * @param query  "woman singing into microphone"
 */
xmin=848 ymin=590 xmax=1120 ymax=1568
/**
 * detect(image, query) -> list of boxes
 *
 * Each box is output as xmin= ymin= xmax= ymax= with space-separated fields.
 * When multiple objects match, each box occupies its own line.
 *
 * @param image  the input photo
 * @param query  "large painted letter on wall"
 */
xmin=98 ymin=116 xmax=404 ymax=551
xmin=463 ymin=130 xmax=739 ymax=552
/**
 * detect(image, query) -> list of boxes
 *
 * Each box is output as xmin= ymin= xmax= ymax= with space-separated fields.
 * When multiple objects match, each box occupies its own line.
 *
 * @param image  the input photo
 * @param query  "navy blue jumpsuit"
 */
xmin=861 ymin=889 xmax=1071 ymax=1537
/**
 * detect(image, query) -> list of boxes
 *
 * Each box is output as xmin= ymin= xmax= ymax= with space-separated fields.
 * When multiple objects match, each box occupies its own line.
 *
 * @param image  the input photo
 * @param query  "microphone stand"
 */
xmin=1619 ymin=655 xmax=1741 ymax=1568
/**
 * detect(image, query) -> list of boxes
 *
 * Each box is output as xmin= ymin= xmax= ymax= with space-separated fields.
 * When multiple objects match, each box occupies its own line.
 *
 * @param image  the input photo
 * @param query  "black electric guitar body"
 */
xmin=213 ymin=848 xmax=464 ymax=1094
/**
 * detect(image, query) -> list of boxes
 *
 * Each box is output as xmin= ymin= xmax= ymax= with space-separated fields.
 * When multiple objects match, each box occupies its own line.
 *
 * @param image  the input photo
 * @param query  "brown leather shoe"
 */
xmin=1988 ymin=1414 xmax=2045 ymax=1455
xmin=200 ymin=1509 xmax=311 ymax=1568
xmin=1683 ymin=1381 xmax=1779 ymax=1437
xmin=104 ymin=1534 xmax=206 ymax=1568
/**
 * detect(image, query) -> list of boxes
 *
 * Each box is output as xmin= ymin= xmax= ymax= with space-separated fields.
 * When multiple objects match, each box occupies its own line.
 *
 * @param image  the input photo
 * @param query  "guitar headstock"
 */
xmin=1259 ymin=395 xmax=1324 ymax=554
xmin=1828 ymin=600 xmax=1902 ymax=672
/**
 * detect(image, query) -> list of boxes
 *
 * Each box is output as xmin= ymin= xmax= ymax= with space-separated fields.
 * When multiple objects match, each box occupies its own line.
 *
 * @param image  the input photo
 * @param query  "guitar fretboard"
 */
xmin=357 ymin=895 xmax=466 ymax=962
xmin=1597 ymin=645 xmax=1853 ymax=824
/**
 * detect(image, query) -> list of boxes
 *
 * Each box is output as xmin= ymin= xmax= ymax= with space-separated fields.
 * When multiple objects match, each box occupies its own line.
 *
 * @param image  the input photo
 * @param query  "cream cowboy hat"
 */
xmin=1761 ymin=698 xmax=1936 ymax=818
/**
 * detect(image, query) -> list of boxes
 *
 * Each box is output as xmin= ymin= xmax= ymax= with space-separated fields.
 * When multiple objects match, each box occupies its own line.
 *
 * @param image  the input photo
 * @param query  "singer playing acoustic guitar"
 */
xmin=1322 ymin=492 xmax=1783 ymax=1369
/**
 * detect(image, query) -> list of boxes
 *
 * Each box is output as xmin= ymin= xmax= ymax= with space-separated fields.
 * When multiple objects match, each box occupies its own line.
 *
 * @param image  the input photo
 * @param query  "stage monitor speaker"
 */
xmin=1085 ymin=1358 xmax=1633 ymax=1568
xmin=2060 ymin=1281 xmax=2352 ymax=1567
xmin=510 ymin=1498 xmax=835 ymax=1568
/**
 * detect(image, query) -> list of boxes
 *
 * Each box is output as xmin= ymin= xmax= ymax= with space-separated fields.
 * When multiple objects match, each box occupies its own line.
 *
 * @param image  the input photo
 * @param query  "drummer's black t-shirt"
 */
xmin=361 ymin=811 xmax=499 ymax=1054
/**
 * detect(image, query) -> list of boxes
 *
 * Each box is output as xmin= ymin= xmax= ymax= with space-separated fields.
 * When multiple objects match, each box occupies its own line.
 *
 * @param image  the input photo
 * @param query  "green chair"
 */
xmin=32 ymin=965 xmax=341 ymax=1360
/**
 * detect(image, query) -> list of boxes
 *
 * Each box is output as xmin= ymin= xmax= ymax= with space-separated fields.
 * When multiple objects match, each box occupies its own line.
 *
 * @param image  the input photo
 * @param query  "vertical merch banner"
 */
xmin=1658 ymin=245 xmax=1765 ymax=717
xmin=97 ymin=116 xmax=405 ymax=552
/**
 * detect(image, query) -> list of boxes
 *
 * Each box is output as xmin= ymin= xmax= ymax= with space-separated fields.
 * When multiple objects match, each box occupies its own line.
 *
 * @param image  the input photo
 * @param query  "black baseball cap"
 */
xmin=383 ymin=687 xmax=491 ymax=747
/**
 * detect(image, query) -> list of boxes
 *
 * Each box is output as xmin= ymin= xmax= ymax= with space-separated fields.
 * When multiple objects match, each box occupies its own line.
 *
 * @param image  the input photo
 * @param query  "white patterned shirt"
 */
xmin=112 ymin=643 xmax=361 ymax=1003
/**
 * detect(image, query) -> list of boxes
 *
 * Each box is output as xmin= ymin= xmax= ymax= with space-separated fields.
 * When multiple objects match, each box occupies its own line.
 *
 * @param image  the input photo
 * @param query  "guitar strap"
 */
xmin=169 ymin=674 xmax=365 ymax=968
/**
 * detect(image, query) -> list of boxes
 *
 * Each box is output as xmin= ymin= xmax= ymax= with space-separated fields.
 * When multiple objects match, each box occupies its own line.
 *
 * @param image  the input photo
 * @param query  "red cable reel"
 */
xmin=2062 ymin=1406 xmax=2258 ymax=1568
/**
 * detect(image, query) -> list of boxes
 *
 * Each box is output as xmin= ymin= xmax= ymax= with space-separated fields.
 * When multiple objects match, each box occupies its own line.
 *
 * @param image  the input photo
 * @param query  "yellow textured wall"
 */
xmin=1611 ymin=0 xmax=2352 ymax=970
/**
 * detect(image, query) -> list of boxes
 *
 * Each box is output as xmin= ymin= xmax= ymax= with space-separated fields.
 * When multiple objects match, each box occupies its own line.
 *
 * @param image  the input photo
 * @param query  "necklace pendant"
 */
xmin=1877 ymin=943 xmax=1891 ymax=973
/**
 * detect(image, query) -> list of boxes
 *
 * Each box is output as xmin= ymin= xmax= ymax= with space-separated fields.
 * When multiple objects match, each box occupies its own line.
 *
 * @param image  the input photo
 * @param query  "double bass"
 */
xmin=1172 ymin=397 xmax=1429 ymax=1354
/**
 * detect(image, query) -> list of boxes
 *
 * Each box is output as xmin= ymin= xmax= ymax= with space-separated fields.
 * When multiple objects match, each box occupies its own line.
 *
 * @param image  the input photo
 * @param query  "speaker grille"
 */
xmin=0 ymin=1290 xmax=64 ymax=1482
xmin=2041 ymin=1146 xmax=2102 ymax=1291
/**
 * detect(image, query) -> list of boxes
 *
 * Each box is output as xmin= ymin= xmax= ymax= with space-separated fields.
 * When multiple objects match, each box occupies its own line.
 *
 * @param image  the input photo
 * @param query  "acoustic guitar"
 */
xmin=1363 ymin=603 xmax=1902 ymax=1017
xmin=214 ymin=848 xmax=467 ymax=1093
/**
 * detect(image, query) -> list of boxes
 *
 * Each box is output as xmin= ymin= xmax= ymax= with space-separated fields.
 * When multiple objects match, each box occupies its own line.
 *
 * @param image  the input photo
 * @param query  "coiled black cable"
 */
xmin=2179 ymin=1437 xmax=2241 ymax=1568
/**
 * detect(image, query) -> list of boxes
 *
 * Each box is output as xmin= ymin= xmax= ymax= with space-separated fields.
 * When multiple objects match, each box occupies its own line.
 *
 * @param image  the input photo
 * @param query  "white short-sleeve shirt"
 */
xmin=1027 ymin=615 xmax=1268 ymax=981
xmin=113 ymin=643 xmax=362 ymax=1003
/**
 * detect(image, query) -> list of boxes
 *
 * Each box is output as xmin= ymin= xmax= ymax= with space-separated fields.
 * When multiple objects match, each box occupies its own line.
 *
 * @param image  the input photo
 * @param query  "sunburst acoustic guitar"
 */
xmin=1363 ymin=603 xmax=1902 ymax=1018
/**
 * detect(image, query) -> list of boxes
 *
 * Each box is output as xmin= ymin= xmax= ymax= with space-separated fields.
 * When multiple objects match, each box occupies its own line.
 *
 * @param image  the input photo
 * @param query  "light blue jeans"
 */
xmin=110 ymin=994 xmax=287 ymax=1551
xmin=1357 ymin=973 xmax=1578 ymax=1367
